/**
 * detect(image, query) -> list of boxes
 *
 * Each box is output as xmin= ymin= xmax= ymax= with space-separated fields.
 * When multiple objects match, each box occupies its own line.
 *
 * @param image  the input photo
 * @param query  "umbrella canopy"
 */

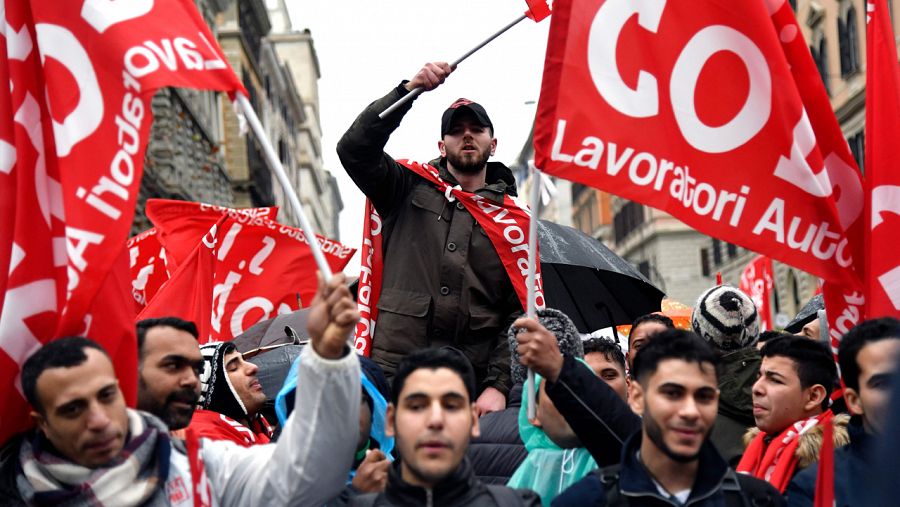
xmin=538 ymin=220 xmax=665 ymax=333
xmin=230 ymin=308 xmax=311 ymax=354
xmin=245 ymin=344 xmax=303 ymax=400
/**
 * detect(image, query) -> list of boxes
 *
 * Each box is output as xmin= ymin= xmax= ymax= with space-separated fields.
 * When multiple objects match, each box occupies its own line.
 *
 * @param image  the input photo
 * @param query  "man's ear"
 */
xmin=628 ymin=380 xmax=645 ymax=416
xmin=843 ymin=387 xmax=864 ymax=416
xmin=438 ymin=140 xmax=447 ymax=157
xmin=385 ymin=403 xmax=396 ymax=437
xmin=470 ymin=403 xmax=481 ymax=438
xmin=31 ymin=410 xmax=47 ymax=434
xmin=803 ymin=384 xmax=828 ymax=413
xmin=490 ymin=138 xmax=497 ymax=156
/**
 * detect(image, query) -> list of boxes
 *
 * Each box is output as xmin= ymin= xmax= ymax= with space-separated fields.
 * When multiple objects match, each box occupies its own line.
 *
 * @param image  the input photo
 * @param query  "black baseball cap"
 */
xmin=441 ymin=98 xmax=493 ymax=137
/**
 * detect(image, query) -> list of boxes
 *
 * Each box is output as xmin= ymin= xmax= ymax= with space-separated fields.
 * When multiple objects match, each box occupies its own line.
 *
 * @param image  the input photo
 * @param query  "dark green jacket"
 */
xmin=710 ymin=346 xmax=760 ymax=466
xmin=336 ymin=84 xmax=521 ymax=395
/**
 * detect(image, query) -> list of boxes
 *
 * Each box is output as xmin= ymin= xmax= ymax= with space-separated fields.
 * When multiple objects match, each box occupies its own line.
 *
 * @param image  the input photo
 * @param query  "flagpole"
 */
xmin=526 ymin=165 xmax=542 ymax=420
xmin=236 ymin=94 xmax=333 ymax=281
xmin=379 ymin=14 xmax=528 ymax=119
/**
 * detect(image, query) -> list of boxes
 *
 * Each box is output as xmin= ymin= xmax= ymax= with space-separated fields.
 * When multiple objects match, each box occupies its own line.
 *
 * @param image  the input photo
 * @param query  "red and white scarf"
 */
xmin=354 ymin=160 xmax=545 ymax=355
xmin=737 ymin=410 xmax=834 ymax=492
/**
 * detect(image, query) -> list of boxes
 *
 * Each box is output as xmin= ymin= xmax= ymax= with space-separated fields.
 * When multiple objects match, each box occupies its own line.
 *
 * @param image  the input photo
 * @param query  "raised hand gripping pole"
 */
xmin=236 ymin=94 xmax=333 ymax=281
xmin=525 ymin=166 xmax=542 ymax=420
xmin=378 ymin=14 xmax=528 ymax=119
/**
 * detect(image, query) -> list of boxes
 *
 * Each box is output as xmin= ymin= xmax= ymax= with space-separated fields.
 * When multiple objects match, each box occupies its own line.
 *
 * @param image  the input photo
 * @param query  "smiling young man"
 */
xmin=187 ymin=341 xmax=273 ymax=447
xmin=337 ymin=62 xmax=526 ymax=417
xmin=737 ymin=335 xmax=848 ymax=493
xmin=345 ymin=347 xmax=539 ymax=506
xmin=552 ymin=329 xmax=782 ymax=506
xmin=786 ymin=317 xmax=900 ymax=506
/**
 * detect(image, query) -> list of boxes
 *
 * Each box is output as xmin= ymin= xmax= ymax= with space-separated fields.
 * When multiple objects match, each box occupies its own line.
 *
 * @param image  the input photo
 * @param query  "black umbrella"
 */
xmin=230 ymin=308 xmax=311 ymax=354
xmin=538 ymin=220 xmax=665 ymax=333
xmin=245 ymin=344 xmax=303 ymax=400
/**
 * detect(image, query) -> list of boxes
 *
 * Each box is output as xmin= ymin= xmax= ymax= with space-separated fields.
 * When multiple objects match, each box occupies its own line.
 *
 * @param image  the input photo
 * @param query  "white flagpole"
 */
xmin=236 ymin=94 xmax=333 ymax=281
xmin=379 ymin=14 xmax=528 ymax=119
xmin=526 ymin=165 xmax=542 ymax=420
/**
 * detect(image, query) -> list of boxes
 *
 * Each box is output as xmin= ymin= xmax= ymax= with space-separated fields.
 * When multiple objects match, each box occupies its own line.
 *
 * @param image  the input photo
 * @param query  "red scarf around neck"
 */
xmin=737 ymin=410 xmax=833 ymax=492
xmin=353 ymin=159 xmax=545 ymax=355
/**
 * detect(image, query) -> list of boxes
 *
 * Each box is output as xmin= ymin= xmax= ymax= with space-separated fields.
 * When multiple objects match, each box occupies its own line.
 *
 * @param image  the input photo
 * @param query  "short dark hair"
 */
xmin=136 ymin=317 xmax=199 ymax=355
xmin=21 ymin=337 xmax=108 ymax=414
xmin=758 ymin=330 xmax=791 ymax=345
xmin=391 ymin=347 xmax=476 ymax=405
xmin=838 ymin=317 xmax=900 ymax=391
xmin=629 ymin=313 xmax=675 ymax=344
xmin=631 ymin=329 xmax=718 ymax=384
xmin=583 ymin=337 xmax=626 ymax=372
xmin=761 ymin=335 xmax=837 ymax=409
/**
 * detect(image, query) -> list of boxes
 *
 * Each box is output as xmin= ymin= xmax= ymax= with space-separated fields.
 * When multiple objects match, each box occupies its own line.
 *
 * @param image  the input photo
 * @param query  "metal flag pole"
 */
xmin=236 ymin=94 xmax=333 ymax=281
xmin=525 ymin=164 xmax=542 ymax=420
xmin=379 ymin=14 xmax=528 ymax=119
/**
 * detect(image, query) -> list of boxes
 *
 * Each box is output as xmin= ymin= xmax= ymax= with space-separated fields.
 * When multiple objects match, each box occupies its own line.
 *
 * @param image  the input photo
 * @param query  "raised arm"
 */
xmin=202 ymin=274 xmax=362 ymax=506
xmin=336 ymin=62 xmax=452 ymax=215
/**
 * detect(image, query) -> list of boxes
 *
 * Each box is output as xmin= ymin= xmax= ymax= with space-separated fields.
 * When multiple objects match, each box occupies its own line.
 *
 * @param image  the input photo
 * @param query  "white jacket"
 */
xmin=166 ymin=344 xmax=361 ymax=507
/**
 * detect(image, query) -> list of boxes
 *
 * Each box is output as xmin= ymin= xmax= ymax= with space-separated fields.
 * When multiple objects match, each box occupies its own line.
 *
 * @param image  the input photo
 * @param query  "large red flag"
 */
xmin=140 ymin=200 xmax=356 ymax=342
xmin=0 ymin=0 xmax=245 ymax=444
xmin=534 ymin=0 xmax=868 ymax=353
xmin=865 ymin=0 xmax=900 ymax=317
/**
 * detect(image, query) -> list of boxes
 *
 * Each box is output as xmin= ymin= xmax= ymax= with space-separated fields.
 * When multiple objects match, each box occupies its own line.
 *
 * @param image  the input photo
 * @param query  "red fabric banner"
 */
xmin=740 ymin=255 xmax=774 ymax=331
xmin=127 ymin=201 xmax=278 ymax=313
xmin=813 ymin=416 xmax=835 ymax=507
xmin=140 ymin=200 xmax=355 ymax=342
xmin=354 ymin=200 xmax=384 ymax=356
xmin=865 ymin=0 xmax=900 ymax=317
xmin=534 ymin=0 xmax=865 ymax=292
xmin=0 ymin=0 xmax=245 ymax=443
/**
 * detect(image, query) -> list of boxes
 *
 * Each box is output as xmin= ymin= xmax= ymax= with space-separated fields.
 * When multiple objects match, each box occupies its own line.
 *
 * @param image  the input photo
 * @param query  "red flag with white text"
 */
xmin=740 ymin=255 xmax=774 ymax=331
xmin=141 ymin=200 xmax=355 ymax=342
xmin=865 ymin=0 xmax=900 ymax=317
xmin=534 ymin=0 xmax=864 ymax=291
xmin=0 ymin=0 xmax=245 ymax=443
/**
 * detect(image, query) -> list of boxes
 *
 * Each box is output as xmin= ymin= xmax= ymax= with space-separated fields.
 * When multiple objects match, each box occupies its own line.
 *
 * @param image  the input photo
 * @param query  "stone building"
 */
xmin=133 ymin=0 xmax=235 ymax=233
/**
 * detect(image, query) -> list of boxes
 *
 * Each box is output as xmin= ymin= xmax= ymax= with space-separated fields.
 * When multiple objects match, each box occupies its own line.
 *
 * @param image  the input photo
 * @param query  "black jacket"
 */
xmin=337 ymin=85 xmax=521 ymax=395
xmin=544 ymin=354 xmax=641 ymax=467
xmin=345 ymin=458 xmax=540 ymax=506
xmin=552 ymin=432 xmax=784 ymax=507
xmin=786 ymin=417 xmax=872 ymax=507
xmin=467 ymin=383 xmax=528 ymax=484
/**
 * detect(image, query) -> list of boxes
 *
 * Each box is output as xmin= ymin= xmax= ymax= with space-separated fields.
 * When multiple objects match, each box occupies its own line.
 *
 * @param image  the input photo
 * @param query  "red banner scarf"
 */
xmin=737 ymin=410 xmax=833 ymax=492
xmin=353 ymin=160 xmax=545 ymax=355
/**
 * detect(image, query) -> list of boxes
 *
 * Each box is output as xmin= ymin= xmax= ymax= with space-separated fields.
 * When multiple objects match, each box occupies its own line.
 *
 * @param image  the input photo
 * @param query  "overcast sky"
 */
xmin=285 ymin=0 xmax=551 ymax=275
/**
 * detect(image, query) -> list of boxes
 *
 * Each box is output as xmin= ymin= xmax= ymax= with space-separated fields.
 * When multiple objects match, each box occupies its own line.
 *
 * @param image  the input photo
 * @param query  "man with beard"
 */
xmin=338 ymin=62 xmax=522 ymax=415
xmin=552 ymin=330 xmax=783 ymax=506
xmin=341 ymin=347 xmax=539 ymax=506
xmin=136 ymin=317 xmax=204 ymax=430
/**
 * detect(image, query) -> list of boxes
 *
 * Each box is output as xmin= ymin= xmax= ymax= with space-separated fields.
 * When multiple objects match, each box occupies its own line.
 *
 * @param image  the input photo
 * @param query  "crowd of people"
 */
xmin=1 ymin=62 xmax=898 ymax=506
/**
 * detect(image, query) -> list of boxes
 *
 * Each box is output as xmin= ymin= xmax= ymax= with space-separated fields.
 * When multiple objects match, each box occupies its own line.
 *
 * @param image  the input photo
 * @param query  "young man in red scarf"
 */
xmin=737 ymin=335 xmax=849 ymax=492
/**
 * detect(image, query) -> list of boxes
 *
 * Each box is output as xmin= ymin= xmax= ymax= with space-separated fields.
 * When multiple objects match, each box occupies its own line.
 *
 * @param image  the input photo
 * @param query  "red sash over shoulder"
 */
xmin=354 ymin=160 xmax=544 ymax=355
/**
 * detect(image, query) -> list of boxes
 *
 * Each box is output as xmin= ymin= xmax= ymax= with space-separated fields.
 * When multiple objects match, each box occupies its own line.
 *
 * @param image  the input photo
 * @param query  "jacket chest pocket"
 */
xmin=410 ymin=185 xmax=450 ymax=221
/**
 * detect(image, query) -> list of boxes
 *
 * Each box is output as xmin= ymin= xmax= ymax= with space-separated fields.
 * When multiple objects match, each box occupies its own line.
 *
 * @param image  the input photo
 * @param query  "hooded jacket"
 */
xmin=188 ymin=342 xmax=273 ymax=446
xmin=709 ymin=346 xmax=760 ymax=466
xmin=507 ymin=371 xmax=597 ymax=505
xmin=337 ymin=85 xmax=522 ymax=395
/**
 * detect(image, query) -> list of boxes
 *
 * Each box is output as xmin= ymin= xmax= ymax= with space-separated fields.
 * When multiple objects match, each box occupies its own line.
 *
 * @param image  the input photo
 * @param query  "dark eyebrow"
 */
xmin=440 ymin=392 xmax=467 ymax=403
xmin=657 ymin=382 xmax=685 ymax=391
xmin=763 ymin=370 xmax=786 ymax=381
xmin=225 ymin=356 xmax=241 ymax=370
